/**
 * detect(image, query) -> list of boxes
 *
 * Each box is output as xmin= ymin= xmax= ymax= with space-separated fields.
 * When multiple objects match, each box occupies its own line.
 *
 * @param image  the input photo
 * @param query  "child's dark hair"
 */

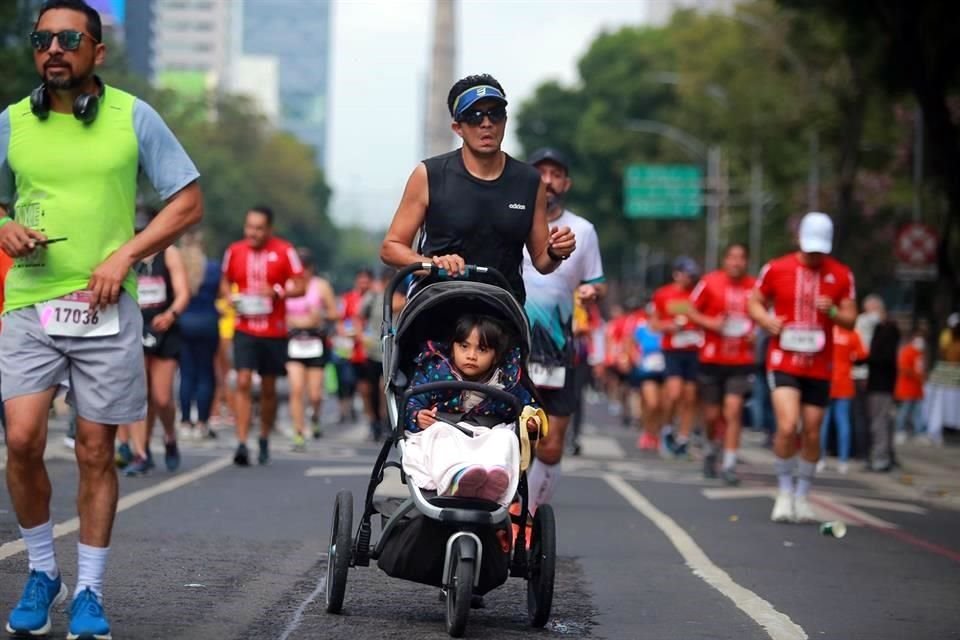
xmin=453 ymin=314 xmax=509 ymax=360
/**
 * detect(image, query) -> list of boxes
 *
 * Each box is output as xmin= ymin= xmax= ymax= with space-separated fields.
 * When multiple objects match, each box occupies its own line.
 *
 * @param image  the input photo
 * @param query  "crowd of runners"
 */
xmin=0 ymin=1 xmax=950 ymax=637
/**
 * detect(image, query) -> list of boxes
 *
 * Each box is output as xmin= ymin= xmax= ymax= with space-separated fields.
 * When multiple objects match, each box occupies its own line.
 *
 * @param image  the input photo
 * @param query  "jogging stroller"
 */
xmin=324 ymin=263 xmax=556 ymax=637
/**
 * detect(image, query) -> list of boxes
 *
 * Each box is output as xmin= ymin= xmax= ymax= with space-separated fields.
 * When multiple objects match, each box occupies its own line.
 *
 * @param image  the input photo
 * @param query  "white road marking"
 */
xmin=577 ymin=434 xmax=626 ymax=459
xmin=701 ymin=487 xmax=913 ymax=528
xmin=277 ymin=574 xmax=327 ymax=640
xmin=605 ymin=474 xmax=808 ymax=640
xmin=0 ymin=456 xmax=233 ymax=561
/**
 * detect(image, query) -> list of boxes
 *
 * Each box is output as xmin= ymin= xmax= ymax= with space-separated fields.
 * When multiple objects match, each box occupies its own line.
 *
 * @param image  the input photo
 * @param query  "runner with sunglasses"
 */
xmin=0 ymin=1 xmax=203 ymax=637
xmin=381 ymin=73 xmax=577 ymax=303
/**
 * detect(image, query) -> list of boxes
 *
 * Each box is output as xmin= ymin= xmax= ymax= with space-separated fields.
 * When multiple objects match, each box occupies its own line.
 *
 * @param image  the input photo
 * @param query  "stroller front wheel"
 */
xmin=325 ymin=490 xmax=353 ymax=614
xmin=445 ymin=537 xmax=476 ymax=637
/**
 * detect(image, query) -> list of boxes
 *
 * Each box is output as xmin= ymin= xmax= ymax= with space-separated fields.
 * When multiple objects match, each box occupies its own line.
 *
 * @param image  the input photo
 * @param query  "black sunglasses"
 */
xmin=457 ymin=106 xmax=507 ymax=126
xmin=30 ymin=30 xmax=96 ymax=52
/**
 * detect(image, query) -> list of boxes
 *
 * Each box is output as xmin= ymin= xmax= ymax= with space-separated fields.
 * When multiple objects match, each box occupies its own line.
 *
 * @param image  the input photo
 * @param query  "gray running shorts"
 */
xmin=0 ymin=292 xmax=147 ymax=425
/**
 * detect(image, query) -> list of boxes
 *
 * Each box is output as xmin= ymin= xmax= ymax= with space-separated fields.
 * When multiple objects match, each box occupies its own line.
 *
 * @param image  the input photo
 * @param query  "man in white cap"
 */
xmin=748 ymin=212 xmax=858 ymax=523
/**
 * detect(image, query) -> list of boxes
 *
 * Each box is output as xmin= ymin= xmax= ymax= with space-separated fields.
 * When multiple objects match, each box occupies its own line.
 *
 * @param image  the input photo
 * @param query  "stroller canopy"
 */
xmin=389 ymin=280 xmax=531 ymax=377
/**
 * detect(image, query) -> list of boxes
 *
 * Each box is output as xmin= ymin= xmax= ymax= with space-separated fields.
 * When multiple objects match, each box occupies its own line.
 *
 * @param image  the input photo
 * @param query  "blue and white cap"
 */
xmin=451 ymin=84 xmax=508 ymax=119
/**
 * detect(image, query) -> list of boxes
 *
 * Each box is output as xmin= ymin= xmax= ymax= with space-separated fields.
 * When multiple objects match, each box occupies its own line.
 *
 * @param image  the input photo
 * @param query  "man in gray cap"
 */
xmin=521 ymin=147 xmax=605 ymax=514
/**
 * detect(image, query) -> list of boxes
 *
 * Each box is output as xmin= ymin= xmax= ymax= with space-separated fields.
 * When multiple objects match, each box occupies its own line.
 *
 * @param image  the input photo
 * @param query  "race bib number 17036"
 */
xmin=36 ymin=291 xmax=119 ymax=338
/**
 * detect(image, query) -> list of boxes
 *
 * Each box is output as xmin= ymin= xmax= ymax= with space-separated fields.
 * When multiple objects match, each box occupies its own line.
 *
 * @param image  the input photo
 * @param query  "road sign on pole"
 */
xmin=894 ymin=223 xmax=938 ymax=281
xmin=623 ymin=164 xmax=703 ymax=219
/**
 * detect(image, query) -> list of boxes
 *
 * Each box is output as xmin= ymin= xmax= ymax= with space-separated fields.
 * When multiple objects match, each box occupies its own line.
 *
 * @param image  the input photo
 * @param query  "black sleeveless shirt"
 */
xmin=136 ymin=250 xmax=175 ymax=326
xmin=419 ymin=149 xmax=540 ymax=303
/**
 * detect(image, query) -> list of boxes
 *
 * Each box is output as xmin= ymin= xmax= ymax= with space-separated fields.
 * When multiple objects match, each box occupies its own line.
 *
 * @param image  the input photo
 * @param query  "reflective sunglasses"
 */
xmin=30 ymin=30 xmax=96 ymax=52
xmin=457 ymin=105 xmax=507 ymax=126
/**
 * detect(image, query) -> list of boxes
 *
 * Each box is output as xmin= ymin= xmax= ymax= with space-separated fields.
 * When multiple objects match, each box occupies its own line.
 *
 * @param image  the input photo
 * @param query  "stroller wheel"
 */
xmin=445 ymin=537 xmax=476 ymax=638
xmin=325 ymin=490 xmax=353 ymax=614
xmin=527 ymin=503 xmax=556 ymax=627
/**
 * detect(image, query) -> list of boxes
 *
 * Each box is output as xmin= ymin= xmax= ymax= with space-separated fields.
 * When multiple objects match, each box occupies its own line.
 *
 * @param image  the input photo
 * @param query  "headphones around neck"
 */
xmin=30 ymin=75 xmax=105 ymax=125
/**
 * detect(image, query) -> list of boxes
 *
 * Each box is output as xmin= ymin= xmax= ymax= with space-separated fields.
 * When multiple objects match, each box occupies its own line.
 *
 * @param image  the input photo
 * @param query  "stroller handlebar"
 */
xmin=381 ymin=262 xmax=513 ymax=332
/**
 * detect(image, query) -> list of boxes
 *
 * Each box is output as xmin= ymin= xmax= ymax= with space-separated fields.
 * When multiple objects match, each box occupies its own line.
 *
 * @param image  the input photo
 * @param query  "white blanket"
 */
xmin=402 ymin=421 xmax=520 ymax=505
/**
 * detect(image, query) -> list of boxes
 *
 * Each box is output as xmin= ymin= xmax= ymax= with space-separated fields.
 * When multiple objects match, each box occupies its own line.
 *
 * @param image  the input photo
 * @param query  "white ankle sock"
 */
xmin=526 ymin=460 xmax=561 ymax=513
xmin=75 ymin=543 xmax=109 ymax=599
xmin=774 ymin=456 xmax=796 ymax=494
xmin=20 ymin=520 xmax=58 ymax=580
xmin=722 ymin=450 xmax=737 ymax=471
xmin=795 ymin=459 xmax=816 ymax=497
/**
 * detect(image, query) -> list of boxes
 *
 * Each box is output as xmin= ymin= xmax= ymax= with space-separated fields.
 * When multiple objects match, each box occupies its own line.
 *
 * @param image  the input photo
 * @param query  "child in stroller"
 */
xmin=402 ymin=313 xmax=544 ymax=505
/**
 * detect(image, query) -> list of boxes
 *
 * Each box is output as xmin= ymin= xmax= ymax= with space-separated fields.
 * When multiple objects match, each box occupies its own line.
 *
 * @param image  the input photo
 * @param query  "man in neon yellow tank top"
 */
xmin=0 ymin=2 xmax=203 ymax=637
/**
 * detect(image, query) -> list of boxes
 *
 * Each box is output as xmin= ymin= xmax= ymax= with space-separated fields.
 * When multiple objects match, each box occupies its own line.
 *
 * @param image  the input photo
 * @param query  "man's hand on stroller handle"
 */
xmin=416 ymin=407 xmax=439 ymax=429
xmin=430 ymin=254 xmax=466 ymax=277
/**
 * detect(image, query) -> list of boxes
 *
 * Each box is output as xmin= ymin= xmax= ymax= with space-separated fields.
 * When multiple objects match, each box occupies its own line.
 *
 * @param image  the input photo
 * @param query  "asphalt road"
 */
xmin=2 ymin=401 xmax=959 ymax=640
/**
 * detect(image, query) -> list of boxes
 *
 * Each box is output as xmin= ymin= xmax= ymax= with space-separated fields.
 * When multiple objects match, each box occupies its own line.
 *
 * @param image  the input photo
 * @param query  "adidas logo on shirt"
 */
xmin=508 ymin=203 xmax=526 ymax=210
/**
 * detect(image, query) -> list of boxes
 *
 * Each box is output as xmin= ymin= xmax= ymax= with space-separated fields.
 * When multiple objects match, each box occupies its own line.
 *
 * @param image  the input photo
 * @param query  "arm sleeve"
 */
xmin=690 ymin=280 xmax=708 ymax=311
xmin=133 ymin=99 xmax=200 ymax=200
xmin=0 ymin=109 xmax=13 ymax=207
xmin=285 ymin=244 xmax=304 ymax=279
xmin=755 ymin=262 xmax=773 ymax=299
xmin=580 ymin=223 xmax=605 ymax=284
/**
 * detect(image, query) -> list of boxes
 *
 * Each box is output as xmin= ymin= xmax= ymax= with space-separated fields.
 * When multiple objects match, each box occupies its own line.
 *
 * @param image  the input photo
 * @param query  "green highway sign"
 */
xmin=624 ymin=164 xmax=703 ymax=218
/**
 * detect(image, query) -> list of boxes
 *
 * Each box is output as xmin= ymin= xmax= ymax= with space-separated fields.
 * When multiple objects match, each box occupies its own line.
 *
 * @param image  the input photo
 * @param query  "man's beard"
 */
xmin=546 ymin=191 xmax=564 ymax=213
xmin=44 ymin=68 xmax=83 ymax=90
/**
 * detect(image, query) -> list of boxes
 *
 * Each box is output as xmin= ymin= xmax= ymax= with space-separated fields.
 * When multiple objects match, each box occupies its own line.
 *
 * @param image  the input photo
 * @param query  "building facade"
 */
xmin=239 ymin=0 xmax=331 ymax=166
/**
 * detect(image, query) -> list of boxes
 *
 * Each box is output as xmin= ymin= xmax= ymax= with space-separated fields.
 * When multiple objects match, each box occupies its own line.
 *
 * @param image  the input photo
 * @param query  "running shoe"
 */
xmin=114 ymin=442 xmax=133 ymax=469
xmin=702 ymin=452 xmax=718 ymax=478
xmin=508 ymin=501 xmax=533 ymax=550
xmin=311 ymin=413 xmax=323 ymax=439
xmin=448 ymin=466 xmax=487 ymax=497
xmin=123 ymin=456 xmax=151 ymax=476
xmin=660 ymin=429 xmax=677 ymax=459
xmin=5 ymin=570 xmax=67 ymax=637
xmin=720 ymin=468 xmax=740 ymax=486
xmin=257 ymin=437 xmax=270 ymax=465
xmin=233 ymin=443 xmax=250 ymax=467
xmin=816 ymin=459 xmax=827 ymax=473
xmin=672 ymin=438 xmax=690 ymax=458
xmin=836 ymin=461 xmax=849 ymax=475
xmin=792 ymin=495 xmax=817 ymax=523
xmin=291 ymin=433 xmax=306 ymax=452
xmin=67 ymin=588 xmax=111 ymax=640
xmin=164 ymin=441 xmax=181 ymax=472
xmin=771 ymin=492 xmax=794 ymax=523
xmin=478 ymin=467 xmax=510 ymax=502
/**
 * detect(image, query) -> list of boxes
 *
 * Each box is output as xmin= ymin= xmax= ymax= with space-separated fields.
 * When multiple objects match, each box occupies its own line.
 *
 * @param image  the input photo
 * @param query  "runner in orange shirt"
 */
xmin=818 ymin=325 xmax=867 ymax=474
xmin=688 ymin=244 xmax=755 ymax=484
xmin=894 ymin=327 xmax=927 ymax=444
xmin=749 ymin=212 xmax=857 ymax=523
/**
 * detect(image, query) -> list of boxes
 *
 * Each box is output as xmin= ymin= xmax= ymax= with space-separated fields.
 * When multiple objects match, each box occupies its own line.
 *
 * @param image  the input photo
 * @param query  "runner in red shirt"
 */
xmin=221 ymin=205 xmax=305 ymax=466
xmin=603 ymin=304 xmax=631 ymax=422
xmin=749 ymin=212 xmax=857 ymax=523
xmin=650 ymin=256 xmax=702 ymax=456
xmin=689 ymin=243 xmax=755 ymax=484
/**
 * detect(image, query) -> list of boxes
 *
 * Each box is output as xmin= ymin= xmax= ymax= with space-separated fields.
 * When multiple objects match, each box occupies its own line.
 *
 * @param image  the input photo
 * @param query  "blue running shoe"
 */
xmin=164 ymin=441 xmax=181 ymax=472
xmin=114 ymin=442 xmax=132 ymax=469
xmin=67 ymin=588 xmax=111 ymax=640
xmin=5 ymin=570 xmax=68 ymax=636
xmin=123 ymin=456 xmax=150 ymax=477
xmin=660 ymin=429 xmax=676 ymax=459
